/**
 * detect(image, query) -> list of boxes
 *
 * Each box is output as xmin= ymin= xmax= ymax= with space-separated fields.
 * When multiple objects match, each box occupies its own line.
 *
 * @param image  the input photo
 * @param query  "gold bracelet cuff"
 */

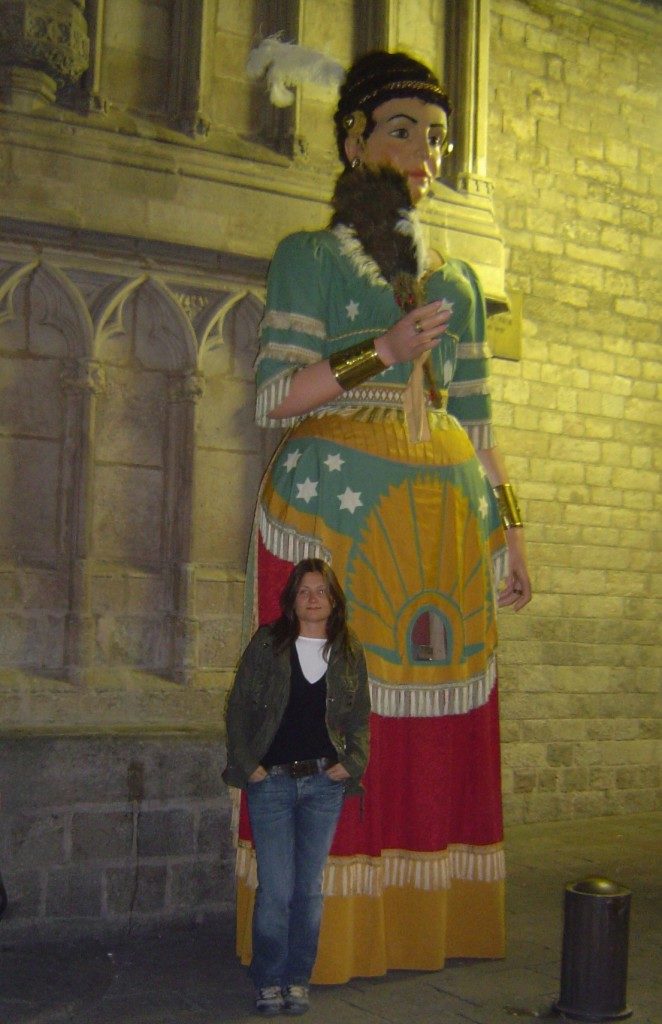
xmin=494 ymin=483 xmax=523 ymax=529
xmin=329 ymin=339 xmax=387 ymax=391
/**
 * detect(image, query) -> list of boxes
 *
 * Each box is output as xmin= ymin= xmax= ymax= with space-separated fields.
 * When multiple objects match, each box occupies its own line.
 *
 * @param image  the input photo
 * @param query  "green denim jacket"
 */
xmin=222 ymin=625 xmax=370 ymax=797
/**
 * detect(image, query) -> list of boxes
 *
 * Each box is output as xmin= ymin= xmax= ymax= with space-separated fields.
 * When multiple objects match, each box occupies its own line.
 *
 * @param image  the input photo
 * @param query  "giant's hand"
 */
xmin=498 ymin=528 xmax=532 ymax=611
xmin=270 ymin=300 xmax=452 ymax=420
xmin=375 ymin=301 xmax=452 ymax=367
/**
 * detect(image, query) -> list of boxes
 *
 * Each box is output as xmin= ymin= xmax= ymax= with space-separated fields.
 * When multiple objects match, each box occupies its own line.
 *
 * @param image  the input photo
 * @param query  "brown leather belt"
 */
xmin=267 ymin=757 xmax=334 ymax=778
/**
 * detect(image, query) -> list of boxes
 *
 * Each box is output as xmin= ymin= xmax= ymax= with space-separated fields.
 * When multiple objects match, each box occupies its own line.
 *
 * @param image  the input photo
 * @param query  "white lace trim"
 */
xmin=237 ymin=843 xmax=506 ymax=896
xmin=448 ymin=377 xmax=491 ymax=398
xmin=461 ymin=420 xmax=494 ymax=450
xmin=255 ymin=341 xmax=321 ymax=369
xmin=255 ymin=370 xmax=299 ymax=427
xmin=369 ymin=654 xmax=497 ymax=718
xmin=457 ymin=341 xmax=492 ymax=359
xmin=302 ymin=387 xmax=451 ymax=419
xmin=258 ymin=506 xmax=332 ymax=564
xmin=261 ymin=309 xmax=326 ymax=339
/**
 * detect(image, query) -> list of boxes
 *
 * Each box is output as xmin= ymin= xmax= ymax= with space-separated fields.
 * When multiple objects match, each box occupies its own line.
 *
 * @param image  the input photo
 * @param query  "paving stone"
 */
xmin=105 ymin=864 xmax=167 ymax=914
xmin=0 ymin=813 xmax=657 ymax=1024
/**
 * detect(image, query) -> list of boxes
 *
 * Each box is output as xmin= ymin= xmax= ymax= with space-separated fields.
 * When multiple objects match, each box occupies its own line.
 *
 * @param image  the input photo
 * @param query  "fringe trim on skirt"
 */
xmin=236 ymin=842 xmax=506 ymax=897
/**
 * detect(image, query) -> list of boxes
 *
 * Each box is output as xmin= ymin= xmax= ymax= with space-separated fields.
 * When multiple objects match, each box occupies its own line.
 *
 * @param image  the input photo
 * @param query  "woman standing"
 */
xmin=236 ymin=49 xmax=532 ymax=984
xmin=224 ymin=559 xmax=370 ymax=1015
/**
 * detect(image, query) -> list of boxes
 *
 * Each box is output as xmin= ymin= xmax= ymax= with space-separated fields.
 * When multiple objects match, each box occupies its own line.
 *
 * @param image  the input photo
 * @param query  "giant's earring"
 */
xmin=344 ymin=110 xmax=367 ymax=171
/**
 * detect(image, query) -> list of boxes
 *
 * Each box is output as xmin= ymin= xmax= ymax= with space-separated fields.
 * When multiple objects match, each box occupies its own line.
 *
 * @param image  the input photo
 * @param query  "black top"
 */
xmin=262 ymin=645 xmax=337 ymax=767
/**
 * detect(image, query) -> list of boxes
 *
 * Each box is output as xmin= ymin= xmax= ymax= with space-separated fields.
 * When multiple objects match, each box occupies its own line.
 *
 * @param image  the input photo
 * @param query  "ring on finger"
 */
xmin=414 ymin=318 xmax=424 ymax=334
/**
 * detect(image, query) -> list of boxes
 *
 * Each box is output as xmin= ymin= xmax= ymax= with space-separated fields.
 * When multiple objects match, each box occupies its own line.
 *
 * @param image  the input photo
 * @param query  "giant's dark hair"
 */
xmin=271 ymin=558 xmax=352 ymax=660
xmin=334 ymin=50 xmax=452 ymax=167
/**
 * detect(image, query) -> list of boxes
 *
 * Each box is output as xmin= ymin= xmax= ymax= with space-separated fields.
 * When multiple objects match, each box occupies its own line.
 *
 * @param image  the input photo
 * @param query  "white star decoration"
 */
xmin=345 ymin=299 xmax=359 ymax=321
xmin=324 ymin=453 xmax=345 ymax=472
xmin=478 ymin=496 xmax=488 ymax=518
xmin=338 ymin=487 xmax=363 ymax=513
xmin=439 ymin=299 xmax=454 ymax=313
xmin=284 ymin=450 xmax=302 ymax=472
xmin=297 ymin=478 xmax=318 ymax=503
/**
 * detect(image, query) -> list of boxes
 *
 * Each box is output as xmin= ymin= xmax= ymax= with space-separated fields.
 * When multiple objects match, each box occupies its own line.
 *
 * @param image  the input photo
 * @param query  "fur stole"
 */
xmin=329 ymin=166 xmax=426 ymax=311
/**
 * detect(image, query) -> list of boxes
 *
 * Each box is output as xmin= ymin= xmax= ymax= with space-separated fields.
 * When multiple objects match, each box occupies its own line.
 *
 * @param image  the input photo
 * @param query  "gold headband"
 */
xmin=345 ymin=79 xmax=449 ymax=117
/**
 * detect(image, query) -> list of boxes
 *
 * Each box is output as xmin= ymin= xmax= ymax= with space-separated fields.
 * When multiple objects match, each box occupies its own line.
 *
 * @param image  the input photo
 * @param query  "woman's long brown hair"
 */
xmin=271 ymin=558 xmax=352 ymax=660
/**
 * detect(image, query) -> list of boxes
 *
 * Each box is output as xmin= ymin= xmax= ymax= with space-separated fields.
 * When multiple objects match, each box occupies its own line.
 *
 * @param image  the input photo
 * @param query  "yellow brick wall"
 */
xmin=488 ymin=0 xmax=660 ymax=822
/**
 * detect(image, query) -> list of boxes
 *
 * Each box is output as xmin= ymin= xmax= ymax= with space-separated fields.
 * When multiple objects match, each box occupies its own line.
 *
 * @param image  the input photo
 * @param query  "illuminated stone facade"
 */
xmin=0 ymin=0 xmax=506 ymax=727
xmin=0 ymin=0 xmax=659 ymax=938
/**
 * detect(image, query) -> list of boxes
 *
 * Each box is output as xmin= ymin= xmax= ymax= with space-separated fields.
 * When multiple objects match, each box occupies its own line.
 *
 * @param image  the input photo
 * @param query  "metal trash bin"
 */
xmin=554 ymin=876 xmax=632 ymax=1021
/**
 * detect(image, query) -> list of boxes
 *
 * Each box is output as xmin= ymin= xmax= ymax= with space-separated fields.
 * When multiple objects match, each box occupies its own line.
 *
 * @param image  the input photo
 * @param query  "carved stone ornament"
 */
xmin=0 ymin=0 xmax=90 ymax=108
xmin=60 ymin=358 xmax=106 ymax=394
xmin=169 ymin=371 xmax=205 ymax=404
xmin=456 ymin=172 xmax=495 ymax=198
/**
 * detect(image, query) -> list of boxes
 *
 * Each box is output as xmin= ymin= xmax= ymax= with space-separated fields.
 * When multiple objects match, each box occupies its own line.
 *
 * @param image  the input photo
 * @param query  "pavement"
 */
xmin=1 ymin=812 xmax=659 ymax=1024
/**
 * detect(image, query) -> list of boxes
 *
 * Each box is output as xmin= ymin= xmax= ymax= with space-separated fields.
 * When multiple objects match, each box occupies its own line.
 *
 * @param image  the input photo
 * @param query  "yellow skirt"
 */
xmin=239 ymin=409 xmax=507 ymax=983
xmin=236 ymin=875 xmax=505 ymax=983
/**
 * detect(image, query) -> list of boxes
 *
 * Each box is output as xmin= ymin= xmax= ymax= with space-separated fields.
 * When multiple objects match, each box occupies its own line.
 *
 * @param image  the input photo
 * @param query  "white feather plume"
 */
xmin=246 ymin=35 xmax=345 ymax=108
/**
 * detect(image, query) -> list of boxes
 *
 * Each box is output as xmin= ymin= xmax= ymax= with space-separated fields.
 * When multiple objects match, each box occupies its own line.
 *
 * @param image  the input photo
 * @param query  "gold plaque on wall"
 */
xmin=487 ymin=290 xmax=523 ymax=361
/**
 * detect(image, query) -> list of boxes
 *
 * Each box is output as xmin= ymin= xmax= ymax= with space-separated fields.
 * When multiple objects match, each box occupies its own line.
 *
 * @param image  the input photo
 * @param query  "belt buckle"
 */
xmin=289 ymin=760 xmax=314 ymax=778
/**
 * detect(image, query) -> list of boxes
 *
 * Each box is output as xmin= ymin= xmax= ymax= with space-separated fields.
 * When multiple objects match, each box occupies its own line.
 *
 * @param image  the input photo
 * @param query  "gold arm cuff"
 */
xmin=329 ymin=339 xmax=387 ymax=391
xmin=494 ymin=483 xmax=523 ymax=529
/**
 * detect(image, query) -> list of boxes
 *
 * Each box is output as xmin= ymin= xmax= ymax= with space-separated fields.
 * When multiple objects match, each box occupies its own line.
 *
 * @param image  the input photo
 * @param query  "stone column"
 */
xmin=445 ymin=0 xmax=493 ymax=196
xmin=166 ymin=370 xmax=205 ymax=685
xmin=75 ymin=0 xmax=106 ymax=112
xmin=167 ymin=0 xmax=212 ymax=136
xmin=353 ymin=0 xmax=388 ymax=54
xmin=60 ymin=357 xmax=105 ymax=683
xmin=0 ymin=0 xmax=90 ymax=111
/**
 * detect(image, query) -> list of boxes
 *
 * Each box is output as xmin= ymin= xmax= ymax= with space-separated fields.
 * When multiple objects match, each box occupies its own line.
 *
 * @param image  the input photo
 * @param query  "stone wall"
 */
xmin=487 ymin=0 xmax=661 ymax=823
xmin=0 ymin=735 xmax=233 ymax=942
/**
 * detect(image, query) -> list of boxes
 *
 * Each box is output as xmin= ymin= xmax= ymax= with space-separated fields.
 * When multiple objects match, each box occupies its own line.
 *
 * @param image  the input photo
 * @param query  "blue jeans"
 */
xmin=246 ymin=770 xmax=344 ymax=988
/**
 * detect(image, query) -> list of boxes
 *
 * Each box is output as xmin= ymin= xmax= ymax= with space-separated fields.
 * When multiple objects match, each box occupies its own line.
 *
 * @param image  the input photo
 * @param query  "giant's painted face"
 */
xmin=346 ymin=96 xmax=449 ymax=204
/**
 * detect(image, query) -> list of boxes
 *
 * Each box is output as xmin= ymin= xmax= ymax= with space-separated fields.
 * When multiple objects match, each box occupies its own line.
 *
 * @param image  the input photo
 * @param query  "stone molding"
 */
xmin=455 ymin=172 xmax=495 ymax=198
xmin=0 ymin=242 xmax=266 ymax=691
xmin=546 ymin=0 xmax=662 ymax=36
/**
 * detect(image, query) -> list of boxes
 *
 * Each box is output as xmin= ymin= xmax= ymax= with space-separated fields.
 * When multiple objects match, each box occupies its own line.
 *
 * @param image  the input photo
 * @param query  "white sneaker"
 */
xmin=282 ymin=984 xmax=310 ymax=1015
xmin=255 ymin=985 xmax=284 ymax=1016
